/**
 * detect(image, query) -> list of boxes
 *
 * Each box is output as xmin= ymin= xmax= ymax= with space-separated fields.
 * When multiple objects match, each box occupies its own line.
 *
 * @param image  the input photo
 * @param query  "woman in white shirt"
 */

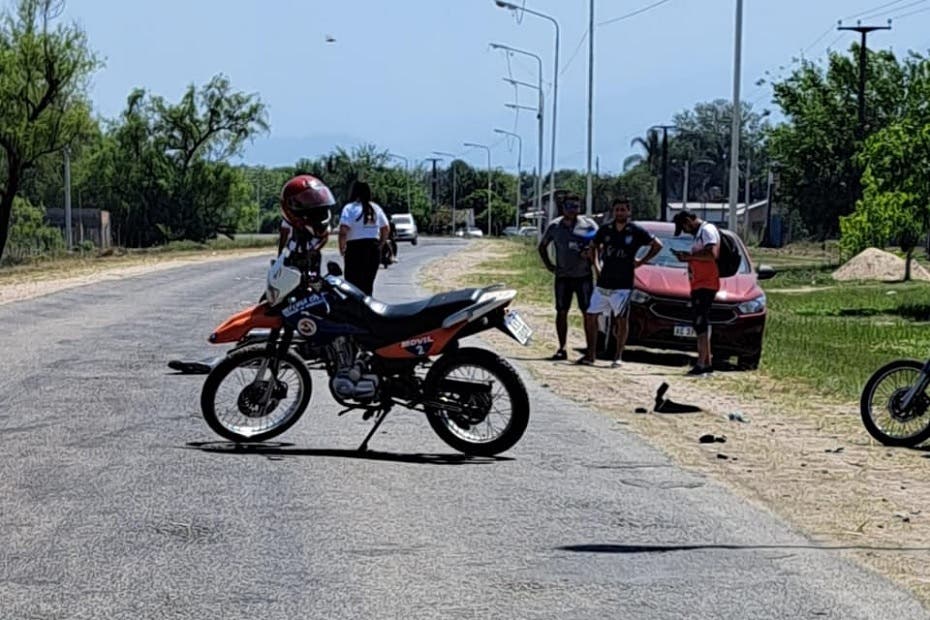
xmin=338 ymin=180 xmax=390 ymax=296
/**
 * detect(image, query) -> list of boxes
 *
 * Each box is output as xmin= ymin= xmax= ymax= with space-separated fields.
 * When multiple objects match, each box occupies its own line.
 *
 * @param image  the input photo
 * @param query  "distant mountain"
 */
xmin=233 ymin=133 xmax=370 ymax=167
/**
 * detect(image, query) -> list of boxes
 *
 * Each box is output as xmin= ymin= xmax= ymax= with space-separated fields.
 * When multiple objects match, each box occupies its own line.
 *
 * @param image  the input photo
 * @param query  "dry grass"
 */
xmin=423 ymin=239 xmax=930 ymax=608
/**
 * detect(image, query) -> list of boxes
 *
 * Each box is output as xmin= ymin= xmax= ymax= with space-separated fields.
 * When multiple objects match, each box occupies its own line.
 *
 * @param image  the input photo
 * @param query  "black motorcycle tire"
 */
xmin=860 ymin=359 xmax=930 ymax=447
xmin=201 ymin=348 xmax=312 ymax=443
xmin=423 ymin=347 xmax=529 ymax=456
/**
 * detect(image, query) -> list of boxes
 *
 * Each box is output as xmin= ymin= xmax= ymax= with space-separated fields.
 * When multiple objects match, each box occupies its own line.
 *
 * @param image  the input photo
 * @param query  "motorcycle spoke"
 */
xmin=868 ymin=367 xmax=929 ymax=439
xmin=436 ymin=363 xmax=514 ymax=444
xmin=213 ymin=358 xmax=306 ymax=438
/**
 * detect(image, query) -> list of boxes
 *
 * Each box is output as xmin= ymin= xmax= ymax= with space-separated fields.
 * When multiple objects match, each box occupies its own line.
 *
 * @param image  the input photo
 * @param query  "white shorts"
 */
xmin=587 ymin=287 xmax=632 ymax=317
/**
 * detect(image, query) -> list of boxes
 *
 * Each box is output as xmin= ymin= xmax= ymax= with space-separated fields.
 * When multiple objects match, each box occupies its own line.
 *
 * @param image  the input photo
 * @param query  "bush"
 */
xmin=2 ymin=197 xmax=65 ymax=264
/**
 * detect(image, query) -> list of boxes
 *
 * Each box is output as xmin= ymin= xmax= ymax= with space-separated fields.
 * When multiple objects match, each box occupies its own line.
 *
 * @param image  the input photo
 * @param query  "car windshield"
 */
xmin=635 ymin=232 xmax=750 ymax=274
xmin=392 ymin=215 xmax=412 ymax=224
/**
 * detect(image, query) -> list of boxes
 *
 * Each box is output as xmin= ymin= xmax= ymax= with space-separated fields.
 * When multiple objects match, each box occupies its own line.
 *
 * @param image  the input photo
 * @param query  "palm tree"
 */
xmin=623 ymin=129 xmax=662 ymax=173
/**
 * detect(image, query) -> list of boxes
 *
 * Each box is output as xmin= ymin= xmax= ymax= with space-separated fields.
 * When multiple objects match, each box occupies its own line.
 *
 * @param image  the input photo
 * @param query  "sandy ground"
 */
xmin=421 ymin=240 xmax=930 ymax=608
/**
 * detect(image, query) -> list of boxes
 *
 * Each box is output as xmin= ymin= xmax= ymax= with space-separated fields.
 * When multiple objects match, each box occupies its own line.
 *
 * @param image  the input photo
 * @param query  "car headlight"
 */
xmin=630 ymin=289 xmax=651 ymax=304
xmin=738 ymin=294 xmax=766 ymax=314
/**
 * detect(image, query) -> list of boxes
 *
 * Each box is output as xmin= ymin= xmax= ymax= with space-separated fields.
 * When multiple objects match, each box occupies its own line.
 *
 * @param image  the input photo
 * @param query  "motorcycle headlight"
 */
xmin=630 ymin=289 xmax=651 ymax=304
xmin=738 ymin=294 xmax=766 ymax=314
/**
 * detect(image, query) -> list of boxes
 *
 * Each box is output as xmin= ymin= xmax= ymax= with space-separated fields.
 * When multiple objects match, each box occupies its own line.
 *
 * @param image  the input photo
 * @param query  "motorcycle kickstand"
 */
xmin=358 ymin=407 xmax=391 ymax=453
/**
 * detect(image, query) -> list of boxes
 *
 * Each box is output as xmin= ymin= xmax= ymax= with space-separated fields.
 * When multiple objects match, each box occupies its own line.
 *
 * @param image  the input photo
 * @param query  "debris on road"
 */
xmin=699 ymin=434 xmax=726 ymax=444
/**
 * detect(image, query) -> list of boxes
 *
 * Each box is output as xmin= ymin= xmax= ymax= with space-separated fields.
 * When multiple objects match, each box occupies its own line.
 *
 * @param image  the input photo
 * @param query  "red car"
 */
xmin=599 ymin=221 xmax=776 ymax=369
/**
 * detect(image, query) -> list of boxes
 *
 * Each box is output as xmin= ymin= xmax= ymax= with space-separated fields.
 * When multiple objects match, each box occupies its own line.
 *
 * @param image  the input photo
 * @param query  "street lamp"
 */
xmin=494 ymin=1 xmax=560 ymax=219
xmin=463 ymin=142 xmax=492 ymax=235
xmin=433 ymin=151 xmax=457 ymax=235
xmin=490 ymin=42 xmax=545 ymax=222
xmin=387 ymin=152 xmax=410 ymax=213
xmin=494 ymin=128 xmax=522 ymax=230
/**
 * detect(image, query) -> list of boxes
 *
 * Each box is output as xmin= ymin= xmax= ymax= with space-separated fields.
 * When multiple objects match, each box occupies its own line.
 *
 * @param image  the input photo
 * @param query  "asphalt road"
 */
xmin=1 ymin=237 xmax=927 ymax=619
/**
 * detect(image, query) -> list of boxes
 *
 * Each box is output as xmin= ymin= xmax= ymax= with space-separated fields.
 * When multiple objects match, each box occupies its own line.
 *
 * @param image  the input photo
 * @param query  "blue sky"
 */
xmin=55 ymin=0 xmax=930 ymax=174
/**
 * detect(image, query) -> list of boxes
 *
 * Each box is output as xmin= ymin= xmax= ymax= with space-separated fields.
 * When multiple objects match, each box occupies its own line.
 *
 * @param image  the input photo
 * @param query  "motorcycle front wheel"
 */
xmin=423 ymin=347 xmax=529 ymax=456
xmin=200 ymin=348 xmax=312 ymax=442
xmin=860 ymin=359 xmax=930 ymax=447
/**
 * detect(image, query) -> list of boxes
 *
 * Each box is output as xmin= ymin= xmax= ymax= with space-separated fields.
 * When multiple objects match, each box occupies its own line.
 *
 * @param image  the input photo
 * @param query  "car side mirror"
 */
xmin=756 ymin=264 xmax=777 ymax=280
xmin=327 ymin=261 xmax=343 ymax=277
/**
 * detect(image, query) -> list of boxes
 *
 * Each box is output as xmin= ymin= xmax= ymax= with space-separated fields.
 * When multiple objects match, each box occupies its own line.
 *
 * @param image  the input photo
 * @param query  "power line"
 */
xmin=561 ymin=0 xmax=676 ymax=78
xmin=599 ymin=0 xmax=675 ymax=27
xmin=889 ymin=4 xmax=930 ymax=18
xmin=843 ymin=0 xmax=910 ymax=21
xmin=560 ymin=32 xmax=587 ymax=77
xmin=849 ymin=0 xmax=927 ymax=21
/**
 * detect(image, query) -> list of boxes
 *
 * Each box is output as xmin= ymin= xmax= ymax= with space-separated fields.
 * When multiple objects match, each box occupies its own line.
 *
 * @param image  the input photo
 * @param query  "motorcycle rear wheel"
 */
xmin=860 ymin=359 xmax=930 ymax=447
xmin=201 ymin=348 xmax=312 ymax=442
xmin=424 ymin=347 xmax=529 ymax=456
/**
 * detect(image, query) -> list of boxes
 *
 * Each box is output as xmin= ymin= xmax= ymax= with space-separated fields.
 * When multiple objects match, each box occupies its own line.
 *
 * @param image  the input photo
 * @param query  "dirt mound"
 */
xmin=832 ymin=247 xmax=930 ymax=281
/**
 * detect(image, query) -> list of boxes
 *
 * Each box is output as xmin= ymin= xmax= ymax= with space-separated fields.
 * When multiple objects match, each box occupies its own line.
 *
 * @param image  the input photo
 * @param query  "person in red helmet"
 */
xmin=278 ymin=173 xmax=336 ymax=275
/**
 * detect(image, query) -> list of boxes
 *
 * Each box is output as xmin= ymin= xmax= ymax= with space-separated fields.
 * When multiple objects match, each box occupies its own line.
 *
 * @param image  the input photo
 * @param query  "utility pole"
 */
xmin=727 ymin=0 xmax=743 ymax=233
xmin=652 ymin=125 xmax=676 ymax=221
xmin=744 ymin=147 xmax=751 ymax=237
xmin=433 ymin=151 xmax=457 ymax=234
xmin=682 ymin=160 xmax=690 ymax=210
xmin=423 ymin=157 xmax=442 ymax=211
xmin=584 ymin=0 xmax=595 ymax=216
xmin=63 ymin=146 xmax=72 ymax=249
xmin=837 ymin=20 xmax=891 ymax=140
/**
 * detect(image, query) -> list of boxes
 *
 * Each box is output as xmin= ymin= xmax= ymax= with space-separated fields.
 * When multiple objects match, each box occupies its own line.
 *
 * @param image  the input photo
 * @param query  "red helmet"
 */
xmin=280 ymin=174 xmax=335 ymax=231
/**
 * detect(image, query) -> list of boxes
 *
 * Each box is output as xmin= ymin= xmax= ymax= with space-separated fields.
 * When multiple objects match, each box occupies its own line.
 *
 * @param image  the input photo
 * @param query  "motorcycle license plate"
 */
xmin=674 ymin=324 xmax=696 ymax=338
xmin=504 ymin=310 xmax=533 ymax=345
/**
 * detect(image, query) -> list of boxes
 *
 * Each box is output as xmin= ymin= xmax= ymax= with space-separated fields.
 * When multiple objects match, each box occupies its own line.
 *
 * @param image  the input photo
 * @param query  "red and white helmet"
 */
xmin=280 ymin=174 xmax=335 ymax=231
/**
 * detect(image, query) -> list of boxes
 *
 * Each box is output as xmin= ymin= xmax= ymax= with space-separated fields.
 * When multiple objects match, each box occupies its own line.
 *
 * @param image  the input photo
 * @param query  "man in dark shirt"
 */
xmin=579 ymin=198 xmax=662 ymax=366
xmin=538 ymin=195 xmax=598 ymax=360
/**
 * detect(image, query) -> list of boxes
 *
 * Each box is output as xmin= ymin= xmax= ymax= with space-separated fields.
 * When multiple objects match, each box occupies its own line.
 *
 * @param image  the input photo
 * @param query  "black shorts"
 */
xmin=554 ymin=276 xmax=593 ymax=312
xmin=691 ymin=288 xmax=717 ymax=335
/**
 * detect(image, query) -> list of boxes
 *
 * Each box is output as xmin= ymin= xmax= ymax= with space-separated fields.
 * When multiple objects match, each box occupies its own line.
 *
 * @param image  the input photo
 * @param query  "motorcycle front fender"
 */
xmin=209 ymin=303 xmax=283 ymax=344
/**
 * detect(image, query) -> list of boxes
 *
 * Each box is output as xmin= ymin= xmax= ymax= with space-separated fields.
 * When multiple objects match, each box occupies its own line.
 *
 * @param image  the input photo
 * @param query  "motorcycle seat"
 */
xmin=370 ymin=288 xmax=482 ymax=321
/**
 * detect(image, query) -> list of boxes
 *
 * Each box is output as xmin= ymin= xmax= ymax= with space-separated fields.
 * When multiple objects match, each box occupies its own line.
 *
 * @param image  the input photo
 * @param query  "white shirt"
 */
xmin=339 ymin=201 xmax=389 ymax=241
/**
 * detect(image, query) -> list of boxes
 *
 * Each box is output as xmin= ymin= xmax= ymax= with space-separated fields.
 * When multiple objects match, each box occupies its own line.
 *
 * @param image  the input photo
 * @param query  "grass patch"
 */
xmin=478 ymin=239 xmax=930 ymax=403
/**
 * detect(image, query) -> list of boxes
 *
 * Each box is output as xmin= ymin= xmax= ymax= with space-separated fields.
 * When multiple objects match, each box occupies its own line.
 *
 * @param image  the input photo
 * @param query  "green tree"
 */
xmin=840 ymin=118 xmax=930 ymax=280
xmin=84 ymin=75 xmax=268 ymax=246
xmin=0 ymin=0 xmax=100 ymax=259
xmin=768 ymin=44 xmax=907 ymax=238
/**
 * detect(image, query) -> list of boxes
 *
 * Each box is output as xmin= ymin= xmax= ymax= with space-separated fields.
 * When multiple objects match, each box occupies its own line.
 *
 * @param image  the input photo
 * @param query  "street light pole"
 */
xmin=506 ymin=103 xmax=544 ymax=237
xmin=494 ymin=128 xmax=523 ymax=230
xmin=387 ymin=153 xmax=410 ymax=212
xmin=433 ymin=151 xmax=457 ymax=235
xmin=495 ymin=1 xmax=560 ymax=224
xmin=491 ymin=42 xmax=544 ymax=223
xmin=727 ymin=0 xmax=743 ymax=233
xmin=464 ymin=142 xmax=492 ymax=235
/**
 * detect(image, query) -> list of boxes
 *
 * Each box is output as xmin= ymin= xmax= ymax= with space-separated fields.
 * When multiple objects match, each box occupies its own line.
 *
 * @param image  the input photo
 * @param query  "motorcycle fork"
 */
xmin=902 ymin=359 xmax=930 ymax=409
xmin=253 ymin=328 xmax=293 ymax=410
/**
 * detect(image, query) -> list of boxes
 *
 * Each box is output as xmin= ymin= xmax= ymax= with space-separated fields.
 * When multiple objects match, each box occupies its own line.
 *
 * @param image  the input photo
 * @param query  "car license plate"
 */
xmin=504 ymin=310 xmax=533 ymax=345
xmin=673 ymin=324 xmax=696 ymax=338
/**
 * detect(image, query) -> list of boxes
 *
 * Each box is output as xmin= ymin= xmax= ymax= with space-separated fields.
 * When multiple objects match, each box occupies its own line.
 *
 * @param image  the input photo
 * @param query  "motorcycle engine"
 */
xmin=328 ymin=337 xmax=379 ymax=402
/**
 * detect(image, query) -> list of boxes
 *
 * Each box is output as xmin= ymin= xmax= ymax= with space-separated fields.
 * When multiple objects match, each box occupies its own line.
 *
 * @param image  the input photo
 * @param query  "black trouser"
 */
xmin=344 ymin=238 xmax=381 ymax=296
